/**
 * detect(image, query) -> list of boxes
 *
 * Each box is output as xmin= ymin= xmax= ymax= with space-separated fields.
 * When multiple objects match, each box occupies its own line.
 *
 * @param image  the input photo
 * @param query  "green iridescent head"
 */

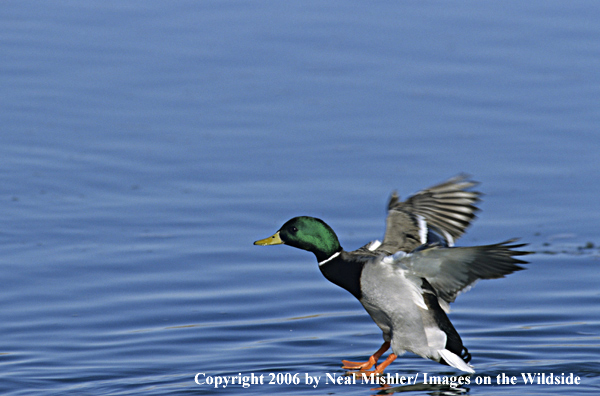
xmin=254 ymin=216 xmax=342 ymax=262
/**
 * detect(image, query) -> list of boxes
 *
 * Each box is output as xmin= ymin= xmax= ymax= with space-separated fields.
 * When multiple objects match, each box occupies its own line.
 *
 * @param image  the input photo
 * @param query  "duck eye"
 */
xmin=290 ymin=226 xmax=298 ymax=234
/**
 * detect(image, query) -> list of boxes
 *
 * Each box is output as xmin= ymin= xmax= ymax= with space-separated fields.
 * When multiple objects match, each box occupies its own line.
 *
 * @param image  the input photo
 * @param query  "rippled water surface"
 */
xmin=1 ymin=1 xmax=599 ymax=395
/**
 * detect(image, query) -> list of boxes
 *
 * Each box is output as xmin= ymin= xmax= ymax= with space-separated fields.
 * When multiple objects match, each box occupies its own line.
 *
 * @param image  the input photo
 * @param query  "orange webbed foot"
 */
xmin=358 ymin=353 xmax=397 ymax=376
xmin=342 ymin=356 xmax=377 ymax=371
xmin=340 ymin=341 xmax=390 ymax=372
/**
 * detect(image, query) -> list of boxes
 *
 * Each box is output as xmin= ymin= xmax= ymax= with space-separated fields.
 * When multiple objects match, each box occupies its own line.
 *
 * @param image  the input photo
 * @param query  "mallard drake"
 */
xmin=254 ymin=176 xmax=530 ymax=374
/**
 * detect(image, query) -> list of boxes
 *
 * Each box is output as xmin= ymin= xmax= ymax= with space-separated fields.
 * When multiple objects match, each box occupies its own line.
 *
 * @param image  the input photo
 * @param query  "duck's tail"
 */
xmin=438 ymin=348 xmax=475 ymax=373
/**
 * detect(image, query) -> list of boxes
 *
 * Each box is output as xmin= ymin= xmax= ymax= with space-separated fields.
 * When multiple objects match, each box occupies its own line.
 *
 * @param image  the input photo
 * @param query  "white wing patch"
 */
xmin=367 ymin=239 xmax=382 ymax=251
xmin=417 ymin=215 xmax=428 ymax=244
xmin=441 ymin=229 xmax=455 ymax=247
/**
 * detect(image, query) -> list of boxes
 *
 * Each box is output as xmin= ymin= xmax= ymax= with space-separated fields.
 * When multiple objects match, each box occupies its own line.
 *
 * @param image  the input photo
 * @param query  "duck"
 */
xmin=254 ymin=175 xmax=530 ymax=374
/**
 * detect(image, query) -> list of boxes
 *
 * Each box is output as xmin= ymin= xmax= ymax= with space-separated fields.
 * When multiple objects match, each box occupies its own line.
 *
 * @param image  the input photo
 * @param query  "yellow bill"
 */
xmin=254 ymin=231 xmax=283 ymax=246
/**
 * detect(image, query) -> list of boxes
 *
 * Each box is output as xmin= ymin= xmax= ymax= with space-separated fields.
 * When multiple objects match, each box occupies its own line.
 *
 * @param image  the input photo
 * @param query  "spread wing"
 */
xmin=399 ymin=240 xmax=531 ymax=305
xmin=376 ymin=175 xmax=481 ymax=254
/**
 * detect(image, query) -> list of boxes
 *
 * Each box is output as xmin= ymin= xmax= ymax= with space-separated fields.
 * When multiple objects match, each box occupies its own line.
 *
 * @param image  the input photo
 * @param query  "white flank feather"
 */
xmin=438 ymin=298 xmax=451 ymax=313
xmin=381 ymin=251 xmax=407 ymax=265
xmin=404 ymin=272 xmax=427 ymax=310
xmin=425 ymin=326 xmax=447 ymax=350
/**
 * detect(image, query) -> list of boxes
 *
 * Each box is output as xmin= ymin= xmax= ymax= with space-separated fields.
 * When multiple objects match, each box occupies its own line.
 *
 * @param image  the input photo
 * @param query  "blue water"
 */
xmin=1 ymin=1 xmax=599 ymax=395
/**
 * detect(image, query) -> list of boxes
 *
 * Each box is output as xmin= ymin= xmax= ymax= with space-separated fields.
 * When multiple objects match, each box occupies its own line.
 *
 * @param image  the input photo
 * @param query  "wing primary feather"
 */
xmin=380 ymin=175 xmax=482 ymax=254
